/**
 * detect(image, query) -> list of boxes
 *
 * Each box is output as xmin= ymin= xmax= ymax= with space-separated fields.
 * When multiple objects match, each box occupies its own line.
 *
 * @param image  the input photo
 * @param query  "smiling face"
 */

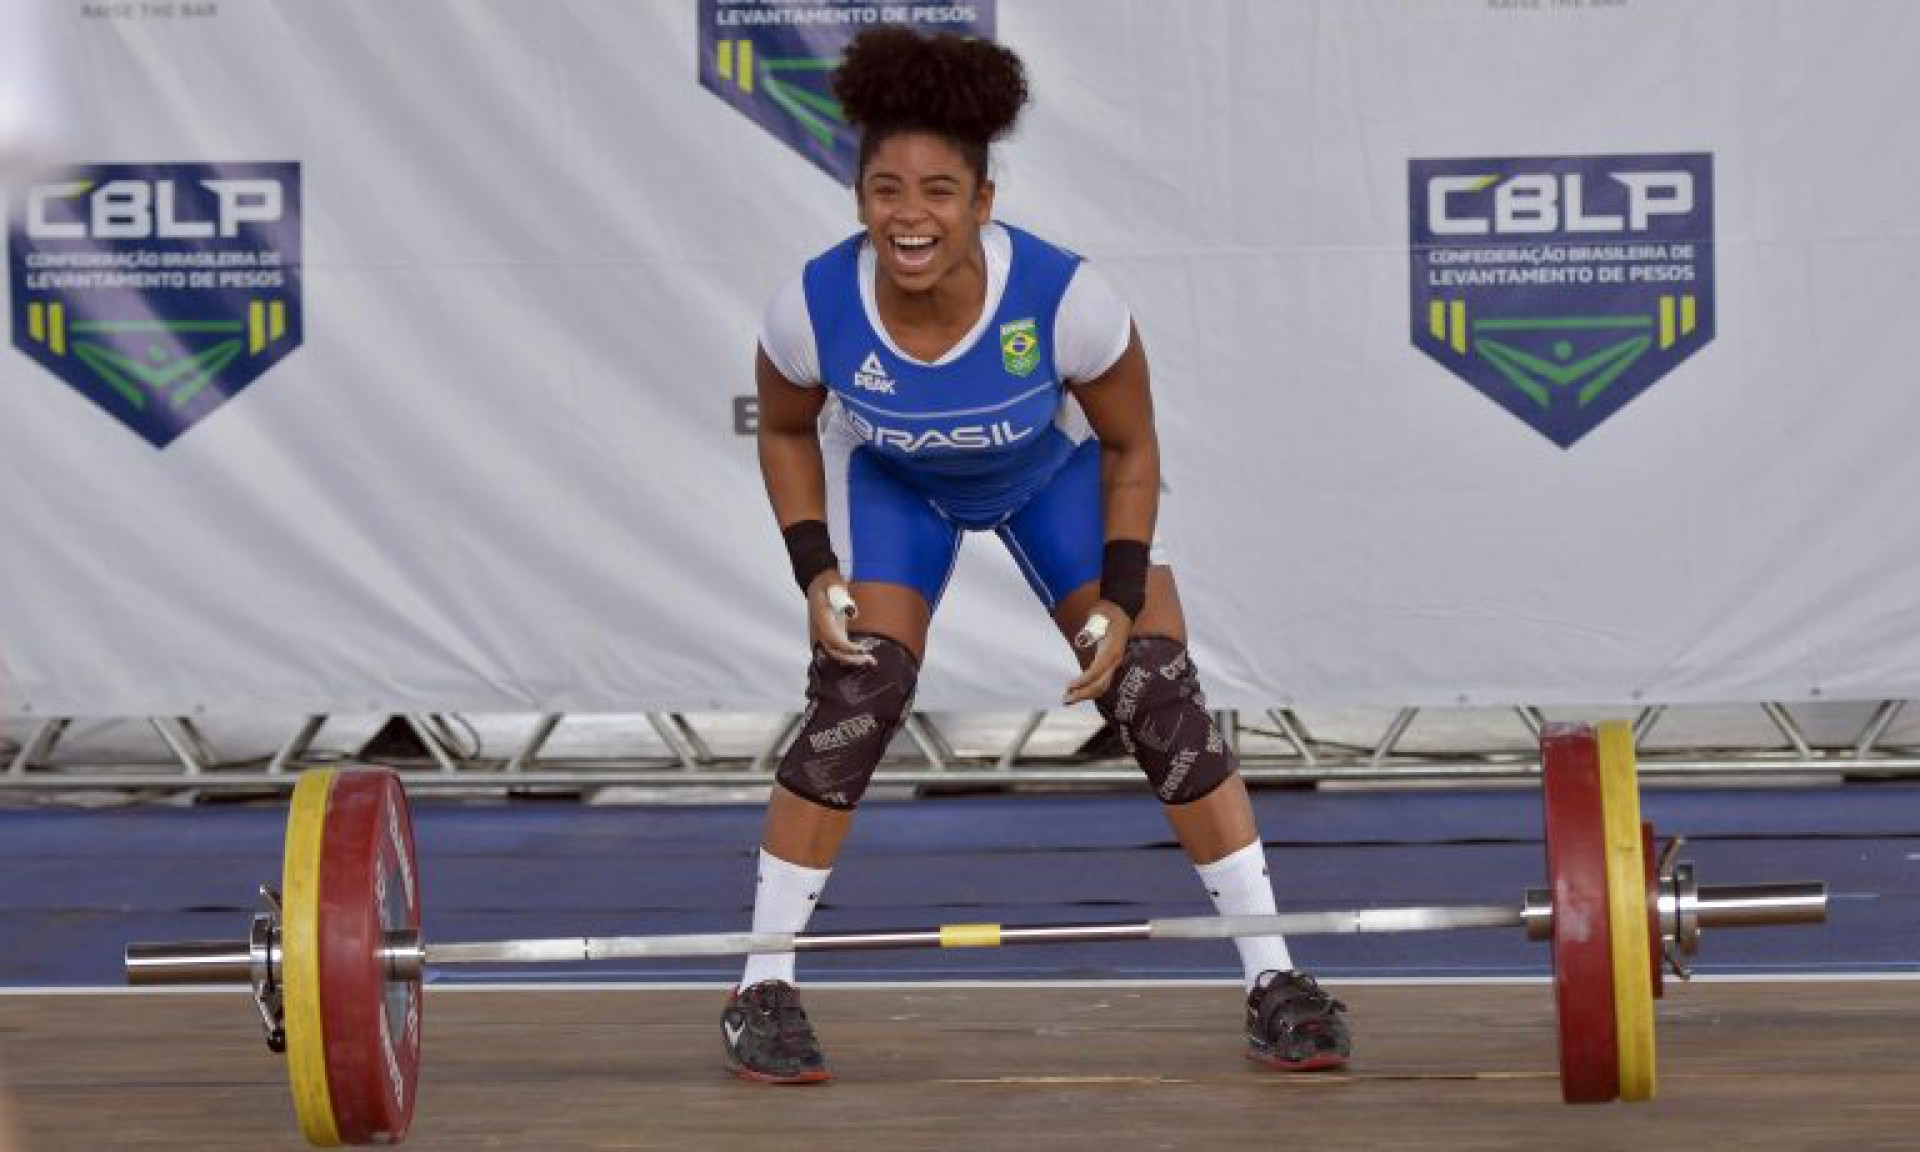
xmin=856 ymin=130 xmax=994 ymax=297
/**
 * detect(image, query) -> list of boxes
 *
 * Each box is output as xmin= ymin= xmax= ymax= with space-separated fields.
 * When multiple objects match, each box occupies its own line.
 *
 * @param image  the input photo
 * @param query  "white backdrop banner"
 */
xmin=3 ymin=0 xmax=1918 ymax=714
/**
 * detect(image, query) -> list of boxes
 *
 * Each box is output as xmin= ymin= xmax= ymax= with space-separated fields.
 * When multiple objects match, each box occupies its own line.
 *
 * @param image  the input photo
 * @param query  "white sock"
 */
xmin=737 ymin=848 xmax=833 ymax=990
xmin=1194 ymin=840 xmax=1293 ymax=990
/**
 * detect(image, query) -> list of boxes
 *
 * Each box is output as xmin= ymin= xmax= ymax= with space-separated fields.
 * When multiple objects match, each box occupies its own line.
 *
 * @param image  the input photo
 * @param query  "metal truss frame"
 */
xmin=4 ymin=701 xmax=1919 ymax=793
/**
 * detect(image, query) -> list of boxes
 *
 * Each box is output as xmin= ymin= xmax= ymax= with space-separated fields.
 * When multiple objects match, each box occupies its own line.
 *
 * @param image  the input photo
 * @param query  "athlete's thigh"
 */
xmin=1051 ymin=567 xmax=1188 ymax=669
xmin=996 ymin=438 xmax=1104 ymax=612
xmin=998 ymin=440 xmax=1188 ymax=654
xmin=844 ymin=581 xmax=933 ymax=664
xmin=832 ymin=447 xmax=956 ymax=661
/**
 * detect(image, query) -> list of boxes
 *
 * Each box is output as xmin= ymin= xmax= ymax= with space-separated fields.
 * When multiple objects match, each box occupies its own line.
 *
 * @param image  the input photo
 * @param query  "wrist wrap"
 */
xmin=1099 ymin=539 xmax=1152 ymax=620
xmin=783 ymin=520 xmax=838 ymax=593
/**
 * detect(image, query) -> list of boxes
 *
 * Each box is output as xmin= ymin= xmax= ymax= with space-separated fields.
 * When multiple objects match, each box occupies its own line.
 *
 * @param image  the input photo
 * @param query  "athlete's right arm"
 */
xmin=756 ymin=345 xmax=829 ymax=531
xmin=756 ymin=348 xmax=873 ymax=666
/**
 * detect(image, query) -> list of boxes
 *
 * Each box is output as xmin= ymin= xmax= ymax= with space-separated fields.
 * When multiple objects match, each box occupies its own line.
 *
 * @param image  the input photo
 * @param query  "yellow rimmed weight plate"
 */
xmin=284 ymin=769 xmax=343 ymax=1146
xmin=1596 ymin=721 xmax=1657 ymax=1101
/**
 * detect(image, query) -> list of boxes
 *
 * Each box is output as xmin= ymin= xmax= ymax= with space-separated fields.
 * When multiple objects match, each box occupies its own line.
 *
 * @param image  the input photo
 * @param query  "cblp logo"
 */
xmin=1409 ymin=153 xmax=1714 ymax=448
xmin=9 ymin=162 xmax=302 ymax=448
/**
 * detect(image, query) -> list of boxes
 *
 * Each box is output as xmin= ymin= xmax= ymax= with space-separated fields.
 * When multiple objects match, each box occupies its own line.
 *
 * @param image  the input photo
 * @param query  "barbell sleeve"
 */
xmin=125 ymin=941 xmax=256 ymax=985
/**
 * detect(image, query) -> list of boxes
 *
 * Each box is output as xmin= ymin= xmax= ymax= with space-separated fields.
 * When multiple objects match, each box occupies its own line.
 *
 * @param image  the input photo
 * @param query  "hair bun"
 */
xmin=833 ymin=27 xmax=1029 ymax=145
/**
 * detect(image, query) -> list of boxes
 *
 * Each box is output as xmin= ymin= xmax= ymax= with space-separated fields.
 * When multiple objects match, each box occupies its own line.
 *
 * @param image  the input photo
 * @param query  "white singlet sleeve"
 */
xmin=1053 ymin=262 xmax=1134 ymax=384
xmin=758 ymin=272 xmax=821 ymax=387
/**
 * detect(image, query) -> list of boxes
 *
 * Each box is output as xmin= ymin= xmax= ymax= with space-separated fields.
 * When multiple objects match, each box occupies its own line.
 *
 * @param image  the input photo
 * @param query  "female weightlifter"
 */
xmin=721 ymin=26 xmax=1350 ymax=1083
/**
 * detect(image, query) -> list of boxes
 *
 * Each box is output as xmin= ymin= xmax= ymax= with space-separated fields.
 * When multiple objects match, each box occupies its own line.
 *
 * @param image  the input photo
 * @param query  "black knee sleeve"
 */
xmin=1095 ymin=635 xmax=1237 ymax=805
xmin=776 ymin=634 xmax=918 ymax=811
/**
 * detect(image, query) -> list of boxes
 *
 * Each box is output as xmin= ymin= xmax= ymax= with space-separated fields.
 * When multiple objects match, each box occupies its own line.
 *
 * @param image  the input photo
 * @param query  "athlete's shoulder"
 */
xmin=760 ymin=270 xmax=820 ymax=386
xmin=803 ymin=230 xmax=867 ymax=275
xmin=997 ymin=223 xmax=1086 ymax=311
xmin=997 ymin=222 xmax=1085 ymax=267
xmin=798 ymin=231 xmax=867 ymax=318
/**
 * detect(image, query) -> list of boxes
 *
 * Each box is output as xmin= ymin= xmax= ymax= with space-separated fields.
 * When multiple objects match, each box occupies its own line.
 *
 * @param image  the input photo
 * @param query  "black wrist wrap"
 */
xmin=783 ymin=520 xmax=838 ymax=593
xmin=1099 ymin=539 xmax=1152 ymax=620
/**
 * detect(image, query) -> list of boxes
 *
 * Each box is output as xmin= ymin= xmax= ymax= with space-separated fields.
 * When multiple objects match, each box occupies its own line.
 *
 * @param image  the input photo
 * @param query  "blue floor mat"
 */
xmin=3 ymin=786 xmax=1914 ymax=986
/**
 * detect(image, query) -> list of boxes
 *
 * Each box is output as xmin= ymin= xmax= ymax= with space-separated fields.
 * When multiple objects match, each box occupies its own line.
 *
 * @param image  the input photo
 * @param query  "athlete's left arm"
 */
xmin=1067 ymin=323 xmax=1160 ymax=553
xmin=1061 ymin=324 xmax=1159 ymax=704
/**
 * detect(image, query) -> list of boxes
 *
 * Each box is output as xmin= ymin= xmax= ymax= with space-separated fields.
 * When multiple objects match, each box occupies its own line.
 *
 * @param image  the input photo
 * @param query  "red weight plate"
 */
xmin=1540 ymin=724 xmax=1620 ymax=1103
xmin=317 ymin=769 xmax=424 ymax=1144
xmin=1642 ymin=823 xmax=1663 ymax=1000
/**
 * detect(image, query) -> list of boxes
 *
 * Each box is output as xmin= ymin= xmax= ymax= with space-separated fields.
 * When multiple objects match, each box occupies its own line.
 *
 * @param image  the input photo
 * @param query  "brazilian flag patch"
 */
xmin=999 ymin=317 xmax=1040 ymax=377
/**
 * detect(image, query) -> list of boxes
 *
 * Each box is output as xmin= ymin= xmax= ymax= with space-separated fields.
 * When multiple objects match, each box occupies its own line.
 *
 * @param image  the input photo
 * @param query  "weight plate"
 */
xmin=315 ymin=769 xmax=424 ymax=1144
xmin=283 ymin=770 xmax=343 ymax=1146
xmin=1541 ymin=723 xmax=1620 ymax=1104
xmin=1597 ymin=721 xmax=1657 ymax=1101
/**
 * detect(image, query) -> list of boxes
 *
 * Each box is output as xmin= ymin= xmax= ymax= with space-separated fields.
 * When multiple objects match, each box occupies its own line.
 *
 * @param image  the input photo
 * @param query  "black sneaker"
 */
xmin=721 ymin=980 xmax=833 ymax=1084
xmin=1245 ymin=969 xmax=1351 ymax=1071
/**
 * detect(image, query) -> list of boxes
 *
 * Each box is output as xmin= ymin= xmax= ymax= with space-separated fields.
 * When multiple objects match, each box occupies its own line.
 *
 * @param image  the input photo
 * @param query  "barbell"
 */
xmin=123 ymin=720 xmax=1828 ymax=1145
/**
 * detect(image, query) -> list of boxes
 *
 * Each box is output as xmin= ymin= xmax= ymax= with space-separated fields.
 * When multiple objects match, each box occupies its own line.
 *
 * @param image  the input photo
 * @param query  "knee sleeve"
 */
xmin=1095 ymin=635 xmax=1237 ymax=805
xmin=776 ymin=634 xmax=918 ymax=811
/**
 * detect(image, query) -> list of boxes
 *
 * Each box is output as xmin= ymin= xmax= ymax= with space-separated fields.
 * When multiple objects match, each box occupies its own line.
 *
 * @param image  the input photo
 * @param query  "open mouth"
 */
xmin=890 ymin=235 xmax=938 ymax=270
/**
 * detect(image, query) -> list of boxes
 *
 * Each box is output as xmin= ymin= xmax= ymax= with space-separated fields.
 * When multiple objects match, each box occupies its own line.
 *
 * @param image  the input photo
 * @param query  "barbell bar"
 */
xmin=122 ymin=721 xmax=1829 ymax=1145
xmin=124 ymin=888 xmax=1819 ymax=975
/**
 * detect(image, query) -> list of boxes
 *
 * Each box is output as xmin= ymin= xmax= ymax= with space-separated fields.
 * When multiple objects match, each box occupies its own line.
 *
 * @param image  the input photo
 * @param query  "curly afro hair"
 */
xmin=832 ymin=26 xmax=1029 ymax=184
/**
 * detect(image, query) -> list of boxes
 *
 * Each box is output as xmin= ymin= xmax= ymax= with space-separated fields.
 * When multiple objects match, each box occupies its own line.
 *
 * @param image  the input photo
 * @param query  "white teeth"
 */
xmin=894 ymin=236 xmax=935 ymax=249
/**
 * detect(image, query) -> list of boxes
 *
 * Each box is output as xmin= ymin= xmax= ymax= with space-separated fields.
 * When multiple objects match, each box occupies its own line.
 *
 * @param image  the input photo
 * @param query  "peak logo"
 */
xmin=9 ymin=161 xmax=302 ymax=448
xmin=1410 ymin=153 xmax=1714 ymax=448
xmin=852 ymin=351 xmax=896 ymax=394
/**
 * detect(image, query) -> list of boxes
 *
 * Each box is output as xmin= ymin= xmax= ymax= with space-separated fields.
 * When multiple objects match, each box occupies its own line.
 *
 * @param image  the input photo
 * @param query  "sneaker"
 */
xmin=721 ymin=979 xmax=833 ymax=1084
xmin=1245 ymin=969 xmax=1351 ymax=1071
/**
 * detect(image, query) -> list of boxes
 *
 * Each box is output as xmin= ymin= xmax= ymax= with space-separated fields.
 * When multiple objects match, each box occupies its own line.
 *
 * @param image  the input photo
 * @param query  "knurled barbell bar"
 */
xmin=123 ymin=720 xmax=1828 ymax=1145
